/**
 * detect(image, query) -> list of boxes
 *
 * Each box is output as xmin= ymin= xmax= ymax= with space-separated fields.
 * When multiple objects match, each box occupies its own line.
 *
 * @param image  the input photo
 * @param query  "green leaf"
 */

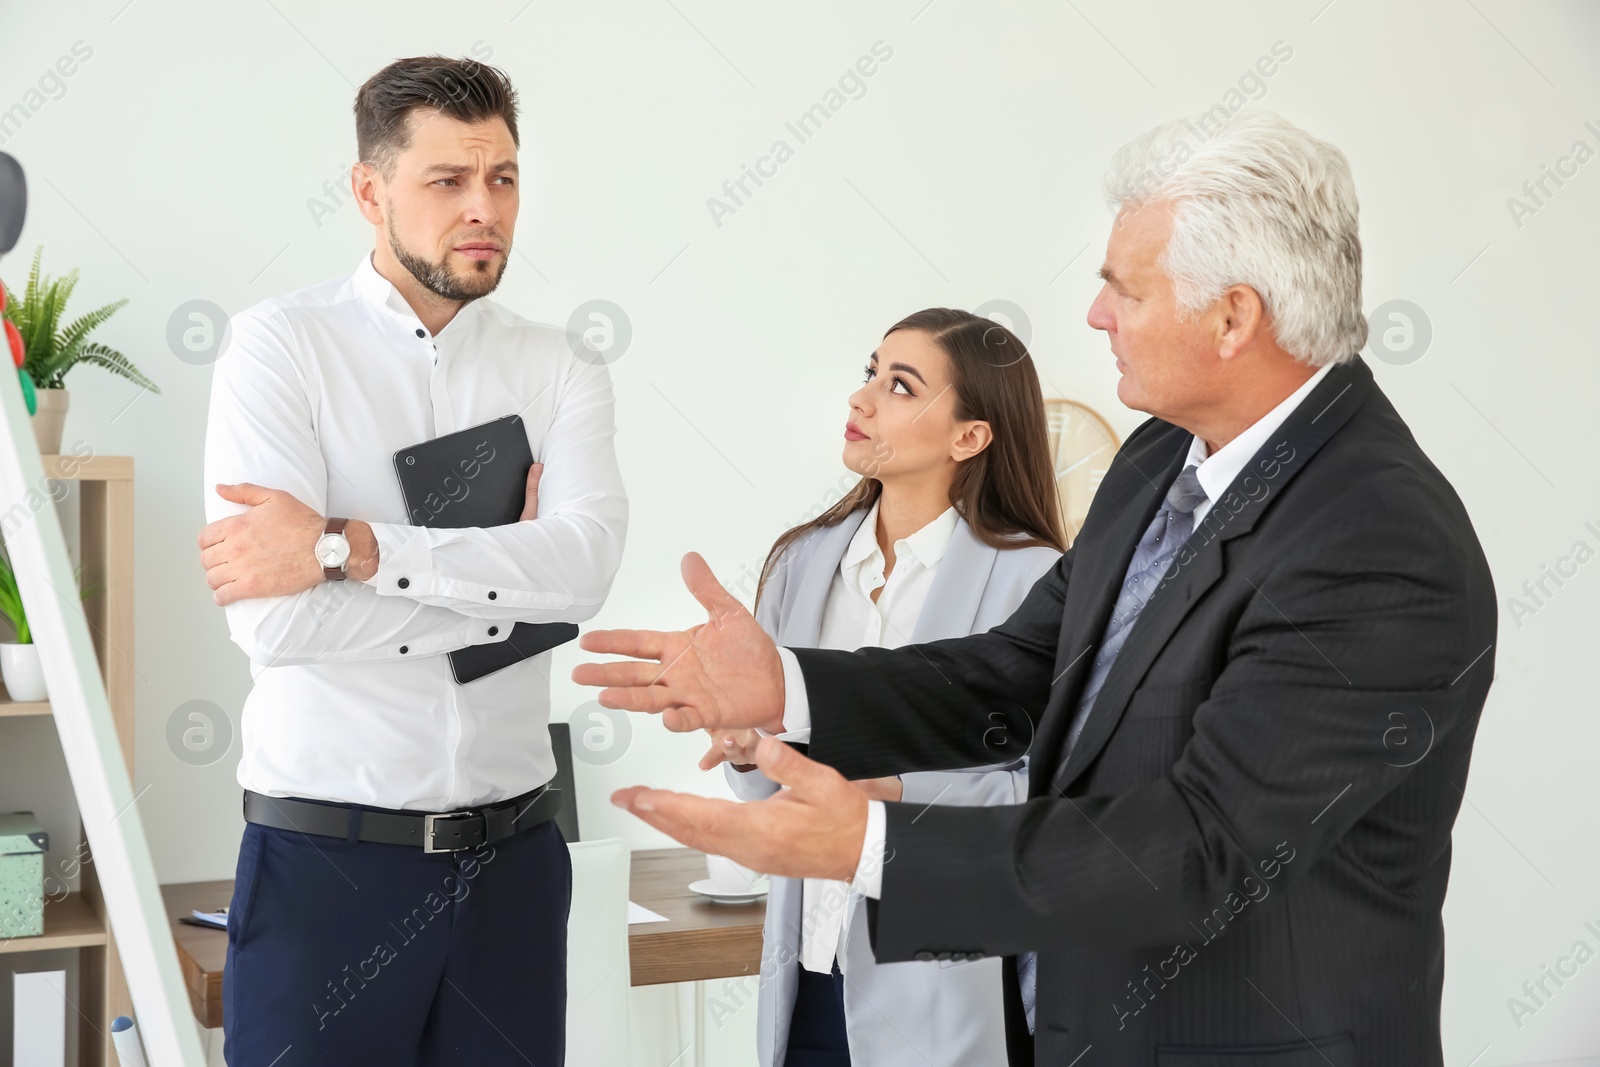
xmin=21 ymin=245 xmax=41 ymax=327
xmin=26 ymin=269 xmax=68 ymax=361
xmin=55 ymin=297 xmax=125 ymax=364
xmin=14 ymin=252 xmax=62 ymax=384
xmin=72 ymin=562 xmax=98 ymax=603
xmin=75 ymin=342 xmax=161 ymax=394
xmin=0 ymin=546 xmax=25 ymax=639
xmin=3 ymin=248 xmax=147 ymax=393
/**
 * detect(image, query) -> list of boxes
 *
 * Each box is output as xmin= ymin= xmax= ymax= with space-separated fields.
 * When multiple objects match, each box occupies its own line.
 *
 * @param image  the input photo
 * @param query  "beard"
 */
xmin=386 ymin=215 xmax=509 ymax=303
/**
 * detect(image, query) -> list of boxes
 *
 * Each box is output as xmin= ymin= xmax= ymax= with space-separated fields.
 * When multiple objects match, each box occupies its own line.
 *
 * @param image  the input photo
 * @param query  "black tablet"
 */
xmin=393 ymin=413 xmax=534 ymax=528
xmin=392 ymin=414 xmax=578 ymax=684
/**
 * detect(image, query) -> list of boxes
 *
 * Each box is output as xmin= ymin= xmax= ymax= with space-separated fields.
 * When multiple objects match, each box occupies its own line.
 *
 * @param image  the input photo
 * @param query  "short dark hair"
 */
xmin=353 ymin=55 xmax=520 ymax=179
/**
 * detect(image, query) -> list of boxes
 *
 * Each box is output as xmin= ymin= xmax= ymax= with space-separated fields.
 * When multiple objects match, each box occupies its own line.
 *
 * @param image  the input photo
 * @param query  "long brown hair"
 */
xmin=754 ymin=308 xmax=1066 ymax=614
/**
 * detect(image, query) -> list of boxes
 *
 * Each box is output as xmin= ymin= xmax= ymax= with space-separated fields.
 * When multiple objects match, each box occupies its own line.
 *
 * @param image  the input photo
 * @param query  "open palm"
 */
xmin=573 ymin=552 xmax=787 ymax=735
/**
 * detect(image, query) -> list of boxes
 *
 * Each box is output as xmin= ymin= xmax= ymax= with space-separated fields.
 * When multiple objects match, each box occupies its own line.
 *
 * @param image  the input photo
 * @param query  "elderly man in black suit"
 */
xmin=576 ymin=109 xmax=1496 ymax=1066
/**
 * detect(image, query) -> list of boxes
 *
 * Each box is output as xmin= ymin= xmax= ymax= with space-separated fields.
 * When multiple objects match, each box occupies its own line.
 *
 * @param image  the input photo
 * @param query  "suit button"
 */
xmin=913 ymin=951 xmax=934 ymax=962
xmin=397 ymin=577 xmax=410 ymax=589
xmin=968 ymin=951 xmax=985 ymax=960
xmin=935 ymin=951 xmax=952 ymax=961
xmin=488 ymin=626 xmax=499 ymax=636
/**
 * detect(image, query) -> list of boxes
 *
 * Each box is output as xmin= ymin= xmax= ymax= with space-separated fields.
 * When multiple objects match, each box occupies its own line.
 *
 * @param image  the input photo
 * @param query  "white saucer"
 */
xmin=688 ymin=878 xmax=768 ymax=904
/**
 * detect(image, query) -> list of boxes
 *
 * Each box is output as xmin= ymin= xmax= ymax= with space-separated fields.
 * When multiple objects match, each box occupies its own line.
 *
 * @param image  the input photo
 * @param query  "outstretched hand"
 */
xmin=572 ymin=552 xmax=787 ymax=734
xmin=612 ymin=735 xmax=873 ymax=882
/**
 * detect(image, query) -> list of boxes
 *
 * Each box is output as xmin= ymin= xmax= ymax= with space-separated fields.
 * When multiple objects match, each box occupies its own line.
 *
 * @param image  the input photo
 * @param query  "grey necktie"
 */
xmin=1017 ymin=463 xmax=1207 ymax=1033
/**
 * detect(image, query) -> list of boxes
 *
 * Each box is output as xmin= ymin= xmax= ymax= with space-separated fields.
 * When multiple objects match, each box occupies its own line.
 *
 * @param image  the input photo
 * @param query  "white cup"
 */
xmin=706 ymin=854 xmax=764 ymax=894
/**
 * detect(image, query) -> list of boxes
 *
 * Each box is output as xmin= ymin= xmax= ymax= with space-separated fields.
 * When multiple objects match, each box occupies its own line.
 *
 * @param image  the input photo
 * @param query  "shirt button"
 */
xmin=397 ymin=578 xmax=410 ymax=589
xmin=415 ymin=327 xmax=425 ymax=338
xmin=488 ymin=626 xmax=499 ymax=636
xmin=487 ymin=590 xmax=497 ymax=600
xmin=399 ymin=645 xmax=408 ymax=654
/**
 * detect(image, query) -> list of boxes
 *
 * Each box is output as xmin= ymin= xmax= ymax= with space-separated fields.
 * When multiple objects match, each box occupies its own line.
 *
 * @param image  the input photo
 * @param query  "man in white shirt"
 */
xmin=198 ymin=55 xmax=626 ymax=1067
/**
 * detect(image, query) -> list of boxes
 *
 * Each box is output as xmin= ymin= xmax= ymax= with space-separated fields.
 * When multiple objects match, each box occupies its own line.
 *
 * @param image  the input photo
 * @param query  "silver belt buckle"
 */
xmin=423 ymin=810 xmax=476 ymax=853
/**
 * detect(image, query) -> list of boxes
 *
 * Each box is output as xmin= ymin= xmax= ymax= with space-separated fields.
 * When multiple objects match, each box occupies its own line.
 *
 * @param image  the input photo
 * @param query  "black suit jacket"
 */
xmin=793 ymin=355 xmax=1497 ymax=1066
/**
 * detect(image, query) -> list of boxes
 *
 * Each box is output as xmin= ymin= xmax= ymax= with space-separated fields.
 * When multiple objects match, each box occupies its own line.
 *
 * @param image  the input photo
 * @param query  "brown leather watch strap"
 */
xmin=322 ymin=516 xmax=349 ymax=581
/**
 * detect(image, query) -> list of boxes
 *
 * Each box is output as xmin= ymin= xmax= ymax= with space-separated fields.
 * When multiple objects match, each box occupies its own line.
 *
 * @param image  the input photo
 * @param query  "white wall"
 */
xmin=1 ymin=1 xmax=1597 ymax=1063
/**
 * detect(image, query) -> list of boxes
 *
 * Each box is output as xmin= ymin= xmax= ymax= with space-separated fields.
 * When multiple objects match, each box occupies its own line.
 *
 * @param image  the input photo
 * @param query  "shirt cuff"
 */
xmin=849 ymin=799 xmax=887 ymax=899
xmin=759 ymin=647 xmax=811 ymax=744
xmin=366 ymin=521 xmax=428 ymax=594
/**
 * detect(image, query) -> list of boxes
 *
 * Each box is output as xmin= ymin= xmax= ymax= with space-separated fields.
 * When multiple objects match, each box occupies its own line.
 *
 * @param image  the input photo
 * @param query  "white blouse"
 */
xmin=800 ymin=498 xmax=960 ymax=974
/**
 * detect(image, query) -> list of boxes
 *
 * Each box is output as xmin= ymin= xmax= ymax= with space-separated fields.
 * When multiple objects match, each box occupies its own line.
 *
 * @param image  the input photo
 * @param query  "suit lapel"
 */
xmin=1043 ymin=355 xmax=1377 ymax=794
xmin=1028 ymin=431 xmax=1183 ymax=792
xmin=779 ymin=509 xmax=869 ymax=646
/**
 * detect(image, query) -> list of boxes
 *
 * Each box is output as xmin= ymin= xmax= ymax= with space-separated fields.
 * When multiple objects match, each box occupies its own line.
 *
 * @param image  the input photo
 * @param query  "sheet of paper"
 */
xmin=628 ymin=900 xmax=668 ymax=925
xmin=13 ymin=968 xmax=67 ymax=1066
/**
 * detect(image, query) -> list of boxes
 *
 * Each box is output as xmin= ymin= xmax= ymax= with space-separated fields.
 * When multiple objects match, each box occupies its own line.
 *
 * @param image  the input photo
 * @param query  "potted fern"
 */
xmin=0 ymin=541 xmax=95 ymax=702
xmin=2 ymin=246 xmax=160 ymax=455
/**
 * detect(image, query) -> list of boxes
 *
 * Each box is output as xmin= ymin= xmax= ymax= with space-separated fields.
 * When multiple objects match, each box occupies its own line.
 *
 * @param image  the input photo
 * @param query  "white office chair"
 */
xmin=565 ymin=837 xmax=633 ymax=1067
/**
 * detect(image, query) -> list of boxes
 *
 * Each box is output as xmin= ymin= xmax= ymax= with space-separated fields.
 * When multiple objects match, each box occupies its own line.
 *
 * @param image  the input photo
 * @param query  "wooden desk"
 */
xmin=626 ymin=847 xmax=765 ymax=986
xmin=161 ymin=847 xmax=765 ymax=1029
xmin=163 ymin=881 xmax=227 ymax=1029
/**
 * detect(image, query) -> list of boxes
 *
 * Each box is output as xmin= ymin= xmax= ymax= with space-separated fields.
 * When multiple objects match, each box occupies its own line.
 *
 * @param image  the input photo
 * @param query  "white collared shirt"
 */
xmin=202 ymin=251 xmax=628 ymax=811
xmin=1186 ymin=361 xmax=1332 ymax=529
xmin=820 ymin=498 xmax=960 ymax=651
xmin=800 ymin=499 xmax=959 ymax=973
xmin=783 ymin=360 xmax=1335 ymax=898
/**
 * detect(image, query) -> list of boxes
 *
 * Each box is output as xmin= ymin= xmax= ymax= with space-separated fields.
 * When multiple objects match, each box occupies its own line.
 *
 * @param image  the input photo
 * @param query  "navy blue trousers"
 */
xmin=222 ymin=815 xmax=571 ymax=1066
xmin=784 ymin=959 xmax=851 ymax=1066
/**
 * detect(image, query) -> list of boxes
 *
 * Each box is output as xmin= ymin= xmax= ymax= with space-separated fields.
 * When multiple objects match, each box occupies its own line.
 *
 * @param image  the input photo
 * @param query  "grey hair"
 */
xmin=1102 ymin=110 xmax=1366 ymax=367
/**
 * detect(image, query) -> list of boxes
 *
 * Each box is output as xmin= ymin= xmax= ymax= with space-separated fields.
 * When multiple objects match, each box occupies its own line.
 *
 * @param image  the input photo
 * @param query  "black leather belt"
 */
xmin=242 ymin=783 xmax=561 ymax=853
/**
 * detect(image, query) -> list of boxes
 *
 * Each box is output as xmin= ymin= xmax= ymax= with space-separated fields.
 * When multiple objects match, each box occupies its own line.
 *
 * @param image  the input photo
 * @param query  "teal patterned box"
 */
xmin=0 ymin=811 xmax=49 ymax=939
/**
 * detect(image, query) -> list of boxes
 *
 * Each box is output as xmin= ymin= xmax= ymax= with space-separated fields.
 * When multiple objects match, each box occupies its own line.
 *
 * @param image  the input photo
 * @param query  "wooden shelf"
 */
xmin=38 ymin=454 xmax=133 ymax=482
xmin=1 ymin=453 xmax=134 ymax=1065
xmin=0 ymin=893 xmax=108 ymax=955
xmin=0 ymin=693 xmax=51 ymax=717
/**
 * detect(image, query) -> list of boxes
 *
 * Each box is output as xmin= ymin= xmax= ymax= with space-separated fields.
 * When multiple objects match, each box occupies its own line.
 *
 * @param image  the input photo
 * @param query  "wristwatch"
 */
xmin=314 ymin=517 xmax=351 ymax=581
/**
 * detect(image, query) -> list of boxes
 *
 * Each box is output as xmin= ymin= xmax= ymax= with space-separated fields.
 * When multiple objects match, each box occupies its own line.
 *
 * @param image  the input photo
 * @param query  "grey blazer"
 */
xmin=726 ymin=506 xmax=1060 ymax=1067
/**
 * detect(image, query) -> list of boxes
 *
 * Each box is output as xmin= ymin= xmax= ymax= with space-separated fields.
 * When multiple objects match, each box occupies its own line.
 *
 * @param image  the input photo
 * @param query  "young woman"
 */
xmin=704 ymin=308 xmax=1068 ymax=1067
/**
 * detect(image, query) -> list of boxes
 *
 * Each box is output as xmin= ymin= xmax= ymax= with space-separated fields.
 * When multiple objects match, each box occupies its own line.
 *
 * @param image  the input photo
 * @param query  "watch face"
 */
xmin=316 ymin=533 xmax=350 ymax=568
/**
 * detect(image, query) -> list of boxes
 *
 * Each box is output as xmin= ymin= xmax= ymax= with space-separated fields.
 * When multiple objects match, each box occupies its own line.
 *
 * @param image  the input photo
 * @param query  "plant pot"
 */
xmin=0 ymin=642 xmax=45 ymax=702
xmin=30 ymin=387 xmax=68 ymax=455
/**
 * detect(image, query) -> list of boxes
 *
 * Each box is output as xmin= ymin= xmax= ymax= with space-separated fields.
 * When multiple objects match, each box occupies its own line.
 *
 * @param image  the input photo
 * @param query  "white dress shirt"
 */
xmin=1185 ymin=361 xmax=1332 ymax=529
xmin=780 ymin=360 xmax=1335 ymax=897
xmin=203 ymin=251 xmax=628 ymax=812
xmin=796 ymin=499 xmax=959 ymax=973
